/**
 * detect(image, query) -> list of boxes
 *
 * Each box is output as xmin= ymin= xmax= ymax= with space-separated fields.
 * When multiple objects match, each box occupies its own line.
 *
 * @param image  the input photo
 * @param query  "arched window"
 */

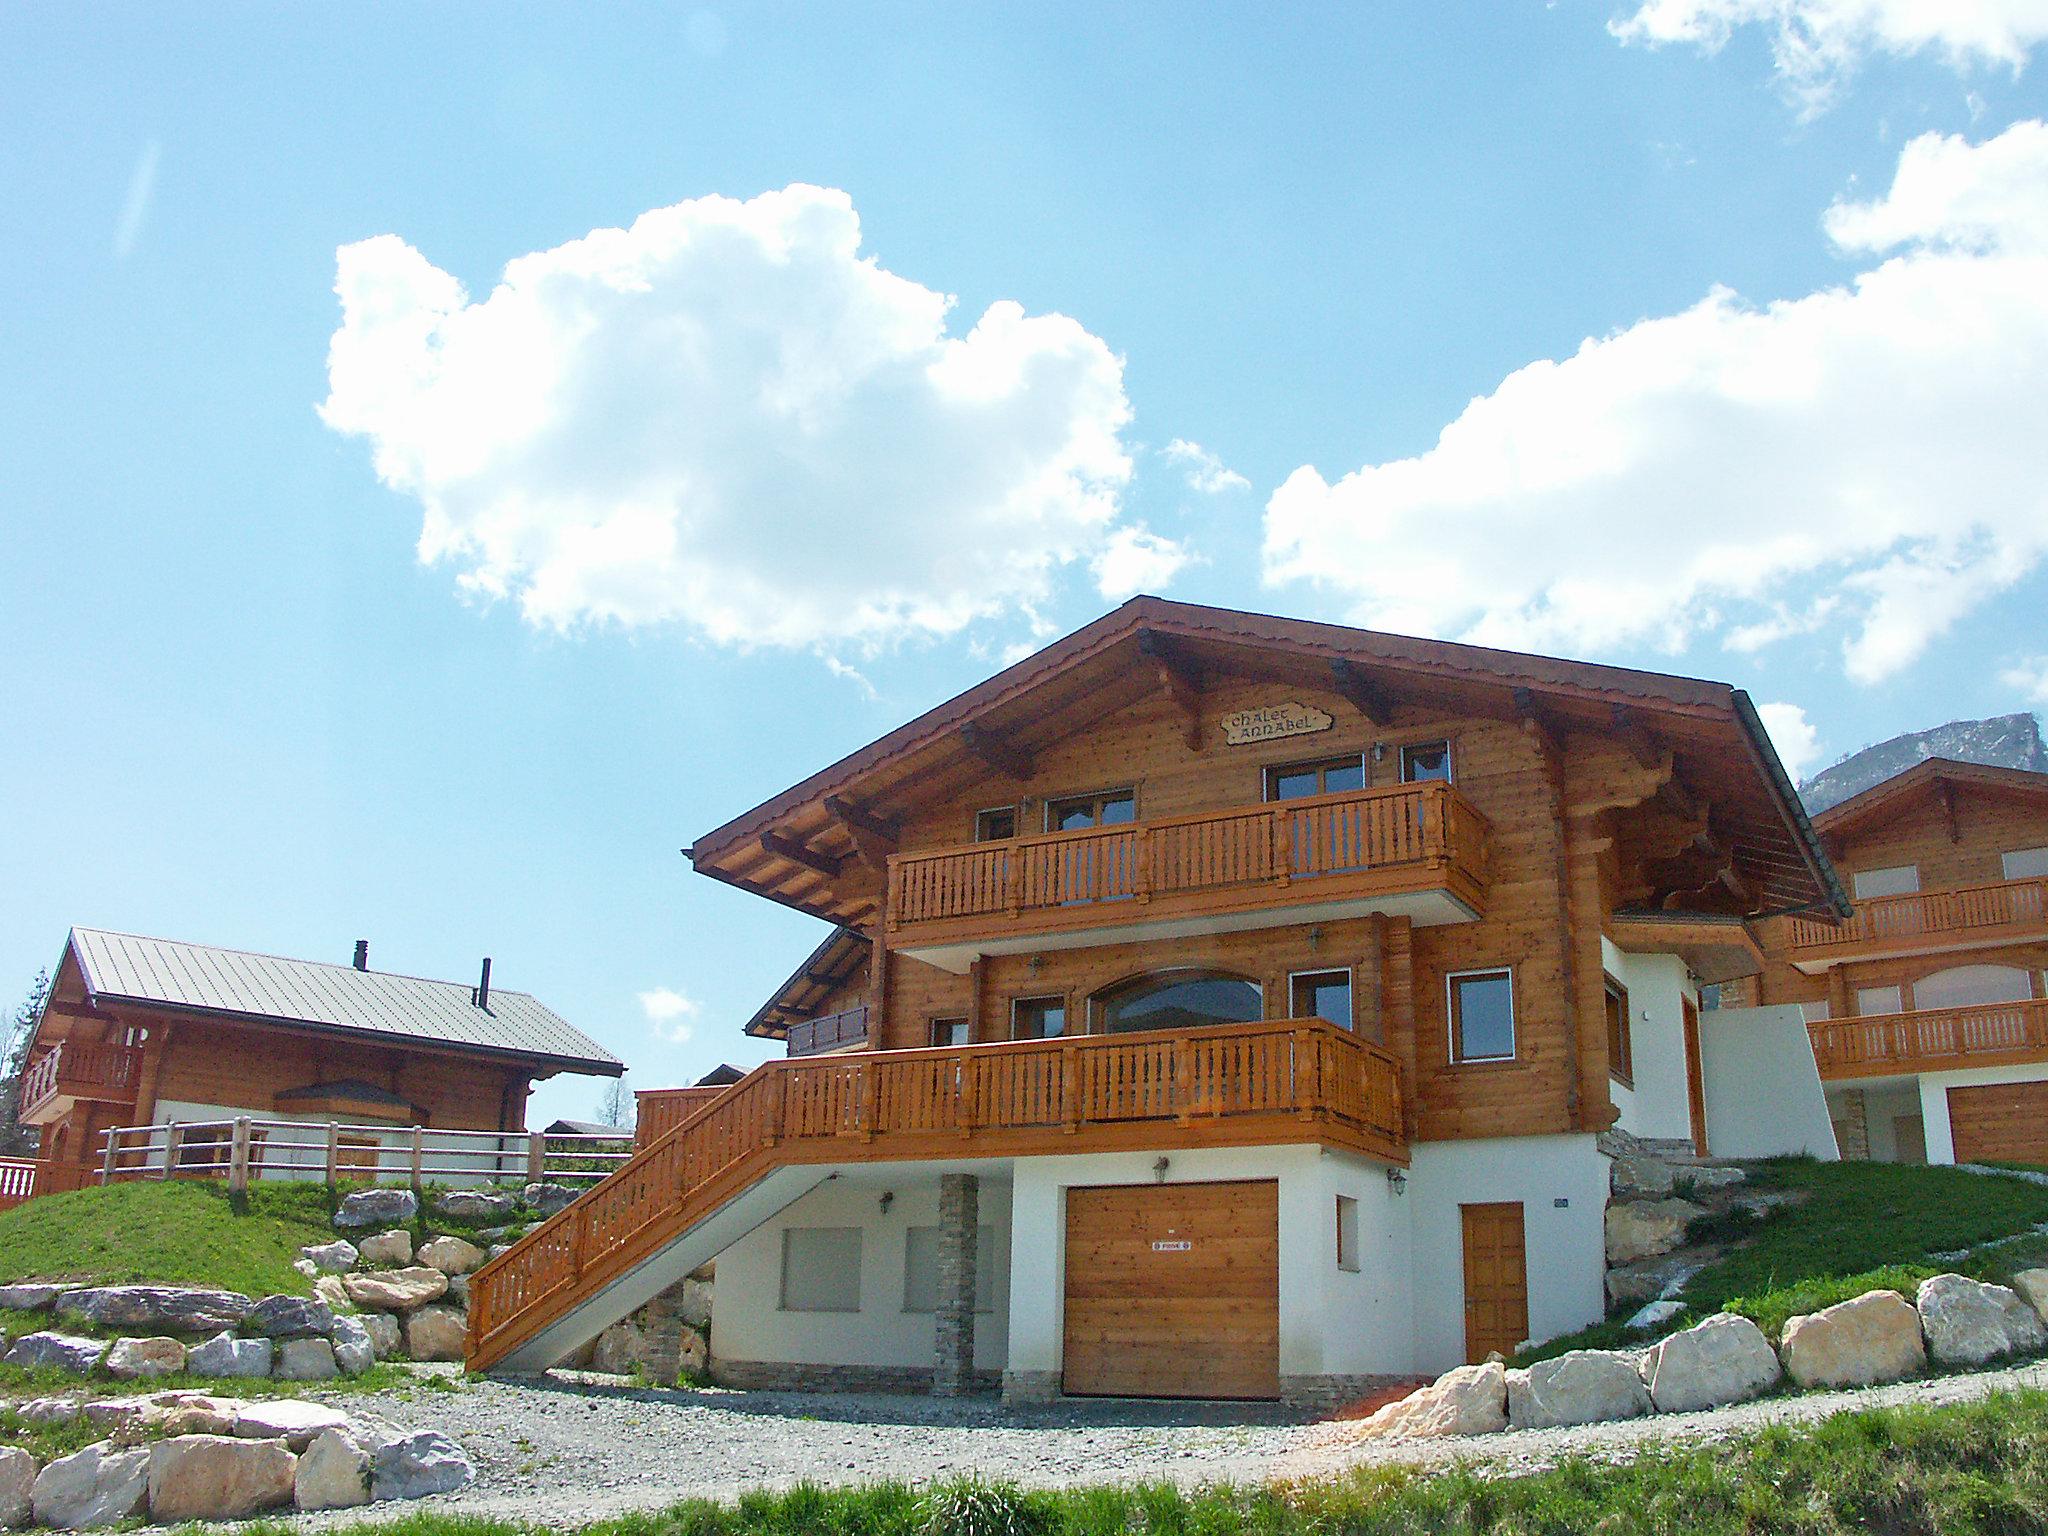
xmin=1913 ymin=965 xmax=2033 ymax=1011
xmin=1092 ymin=971 xmax=1263 ymax=1034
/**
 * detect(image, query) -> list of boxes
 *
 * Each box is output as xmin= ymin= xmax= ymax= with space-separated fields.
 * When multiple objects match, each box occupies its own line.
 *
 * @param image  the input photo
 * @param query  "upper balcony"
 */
xmin=1808 ymin=997 xmax=2048 ymax=1082
xmin=1780 ymin=876 xmax=2048 ymax=973
xmin=18 ymin=1040 xmax=143 ymax=1126
xmin=885 ymin=780 xmax=1490 ymax=972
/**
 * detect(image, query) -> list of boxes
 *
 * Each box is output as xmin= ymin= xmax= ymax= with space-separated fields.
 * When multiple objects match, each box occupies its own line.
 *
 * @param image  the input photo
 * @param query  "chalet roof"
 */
xmin=745 ymin=927 xmax=868 ymax=1040
xmin=61 ymin=928 xmax=623 ymax=1076
xmin=1812 ymin=757 xmax=2048 ymax=840
xmin=689 ymin=596 xmax=1849 ymax=926
xmin=544 ymin=1118 xmax=627 ymax=1136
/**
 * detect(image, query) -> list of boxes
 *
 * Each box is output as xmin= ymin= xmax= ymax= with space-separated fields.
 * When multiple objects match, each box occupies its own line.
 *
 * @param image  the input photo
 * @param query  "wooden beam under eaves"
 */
xmin=759 ymin=831 xmax=848 ymax=879
xmin=825 ymin=795 xmax=899 ymax=871
xmin=958 ymin=721 xmax=1035 ymax=781
xmin=1610 ymin=705 xmax=1665 ymax=770
xmin=1329 ymin=658 xmax=1393 ymax=725
xmin=1138 ymin=629 xmax=1204 ymax=750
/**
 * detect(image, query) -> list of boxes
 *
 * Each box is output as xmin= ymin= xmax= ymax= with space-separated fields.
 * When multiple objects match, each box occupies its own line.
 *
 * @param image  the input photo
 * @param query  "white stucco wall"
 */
xmin=1404 ymin=1133 xmax=1609 ymax=1372
xmin=1919 ymin=1063 xmax=2048 ymax=1165
xmin=1850 ymin=1082 xmax=1926 ymax=1162
xmin=709 ymin=1167 xmax=1013 ymax=1372
xmin=1695 ymin=1006 xmax=1839 ymax=1159
xmin=1601 ymin=941 xmax=1699 ymax=1145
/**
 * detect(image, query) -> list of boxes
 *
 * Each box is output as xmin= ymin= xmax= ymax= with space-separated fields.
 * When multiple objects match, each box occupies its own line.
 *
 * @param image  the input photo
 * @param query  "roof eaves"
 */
xmin=1729 ymin=690 xmax=1853 ymax=919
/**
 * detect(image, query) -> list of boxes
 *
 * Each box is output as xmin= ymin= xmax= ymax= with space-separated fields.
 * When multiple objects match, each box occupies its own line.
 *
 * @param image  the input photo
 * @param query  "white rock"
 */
xmin=333 ymin=1187 xmax=417 ymax=1228
xmin=2008 ymin=1268 xmax=2048 ymax=1327
xmin=30 ymin=1442 xmax=149 ymax=1530
xmin=417 ymin=1234 xmax=486 ymax=1275
xmin=1916 ymin=1273 xmax=2048 ymax=1366
xmin=301 ymin=1239 xmax=360 ymax=1273
xmin=145 ymin=1435 xmax=296 ymax=1522
xmin=295 ymin=1429 xmax=372 ymax=1511
xmin=0 ymin=1447 xmax=35 ymax=1529
xmin=3 ymin=1333 xmax=107 ymax=1375
xmin=1355 ymin=1361 xmax=1507 ymax=1439
xmin=371 ymin=1431 xmax=474 ymax=1500
xmin=314 ymin=1274 xmax=352 ymax=1312
xmin=404 ymin=1303 xmax=467 ymax=1362
xmin=1605 ymin=1198 xmax=1704 ymax=1265
xmin=232 ymin=1399 xmax=352 ymax=1449
xmin=103 ymin=1335 xmax=186 ymax=1380
xmin=275 ymin=1337 xmax=339 ymax=1381
xmin=1639 ymin=1312 xmax=1781 ymax=1413
xmin=186 ymin=1330 xmax=272 ymax=1378
xmin=331 ymin=1312 xmax=376 ymax=1375
xmin=1506 ymin=1348 xmax=1651 ymax=1429
xmin=292 ymin=1258 xmax=319 ymax=1279
xmin=14 ymin=1398 xmax=83 ymax=1425
xmin=1627 ymin=1299 xmax=1686 ymax=1332
xmin=360 ymin=1310 xmax=403 ymax=1360
xmin=342 ymin=1266 xmax=447 ymax=1311
xmin=1780 ymin=1290 xmax=1925 ymax=1388
xmin=357 ymin=1228 xmax=413 ymax=1266
xmin=0 ymin=1283 xmax=72 ymax=1311
xmin=1609 ymin=1155 xmax=1675 ymax=1198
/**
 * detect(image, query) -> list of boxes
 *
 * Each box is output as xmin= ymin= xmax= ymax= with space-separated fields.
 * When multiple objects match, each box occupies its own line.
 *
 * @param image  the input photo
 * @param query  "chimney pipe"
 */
xmin=352 ymin=940 xmax=369 ymax=972
xmin=474 ymin=957 xmax=492 ymax=1010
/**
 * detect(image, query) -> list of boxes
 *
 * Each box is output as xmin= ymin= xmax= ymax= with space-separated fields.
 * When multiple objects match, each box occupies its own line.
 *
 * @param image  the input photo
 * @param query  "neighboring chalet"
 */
xmin=19 ymin=929 xmax=621 ymax=1193
xmin=1725 ymin=759 xmax=2048 ymax=1164
xmin=465 ymin=597 xmax=1845 ymax=1403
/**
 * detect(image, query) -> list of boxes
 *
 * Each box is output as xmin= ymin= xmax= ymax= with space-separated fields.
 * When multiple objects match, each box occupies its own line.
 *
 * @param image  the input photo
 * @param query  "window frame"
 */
xmin=1851 ymin=864 xmax=1920 ymax=899
xmin=1010 ymin=994 xmax=1068 ymax=1041
xmin=1446 ymin=966 xmax=1517 ymax=1066
xmin=1400 ymin=739 xmax=1454 ymax=785
xmin=1604 ymin=975 xmax=1633 ymax=1087
xmin=1043 ymin=786 xmax=1138 ymax=834
xmin=973 ymin=805 xmax=1019 ymax=843
xmin=928 ymin=1016 xmax=970 ymax=1048
xmin=2002 ymin=845 xmax=2048 ymax=881
xmin=1289 ymin=967 xmax=1354 ymax=1029
xmin=1263 ymin=754 xmax=1368 ymax=803
xmin=778 ymin=1226 xmax=864 ymax=1313
xmin=1335 ymin=1194 xmax=1361 ymax=1273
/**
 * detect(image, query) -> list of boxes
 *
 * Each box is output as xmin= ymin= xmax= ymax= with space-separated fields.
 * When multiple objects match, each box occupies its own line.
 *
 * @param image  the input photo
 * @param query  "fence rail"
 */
xmin=1786 ymin=876 xmax=2048 ymax=955
xmin=467 ymin=1016 xmax=1405 ymax=1369
xmin=0 ymin=1157 xmax=37 ymax=1212
xmin=1808 ymin=997 xmax=2048 ymax=1079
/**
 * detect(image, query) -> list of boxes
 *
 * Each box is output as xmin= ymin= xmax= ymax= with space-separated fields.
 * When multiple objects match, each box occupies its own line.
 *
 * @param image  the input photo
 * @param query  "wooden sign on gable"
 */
xmin=1220 ymin=701 xmax=1335 ymax=747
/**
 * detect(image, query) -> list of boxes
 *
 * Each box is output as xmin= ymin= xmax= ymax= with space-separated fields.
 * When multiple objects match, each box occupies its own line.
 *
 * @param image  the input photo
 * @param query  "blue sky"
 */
xmin=4 ymin=3 xmax=2047 ymax=1125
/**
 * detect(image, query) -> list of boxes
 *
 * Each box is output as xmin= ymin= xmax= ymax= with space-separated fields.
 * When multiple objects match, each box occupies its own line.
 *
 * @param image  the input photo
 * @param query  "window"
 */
xmin=902 ymin=1224 xmax=998 ymax=1313
xmin=2003 ymin=846 xmax=2048 ymax=880
xmin=974 ymin=806 xmax=1018 ymax=842
xmin=1264 ymin=755 xmax=1366 ymax=801
xmin=1800 ymin=998 xmax=1832 ymax=1024
xmin=1046 ymin=788 xmax=1136 ymax=831
xmin=1012 ymin=996 xmax=1067 ymax=1040
xmin=1912 ymin=964 xmax=2032 ymax=1010
xmin=1605 ymin=977 xmax=1633 ymax=1086
xmin=779 ymin=1227 xmax=863 ymax=1312
xmin=1335 ymin=1195 xmax=1361 ymax=1273
xmin=1855 ymin=985 xmax=1903 ymax=1016
xmin=175 ymin=1127 xmax=231 ymax=1174
xmin=336 ymin=1135 xmax=381 ymax=1180
xmin=1290 ymin=969 xmax=1353 ymax=1029
xmin=928 ymin=1017 xmax=970 ymax=1048
xmin=1095 ymin=973 xmax=1262 ymax=1034
xmin=1400 ymin=740 xmax=1453 ymax=783
xmin=1448 ymin=969 xmax=1516 ymax=1063
xmin=1852 ymin=864 xmax=1919 ymax=899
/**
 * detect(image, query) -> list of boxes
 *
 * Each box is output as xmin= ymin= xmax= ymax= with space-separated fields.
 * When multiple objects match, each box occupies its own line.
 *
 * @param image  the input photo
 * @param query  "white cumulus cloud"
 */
xmin=1162 ymin=438 xmax=1250 ymax=494
xmin=1262 ymin=120 xmax=2048 ymax=686
xmin=1093 ymin=525 xmax=1193 ymax=600
xmin=638 ymin=987 xmax=700 ymax=1045
xmin=2001 ymin=657 xmax=2048 ymax=703
xmin=1756 ymin=701 xmax=1825 ymax=779
xmin=1611 ymin=0 xmax=2048 ymax=111
xmin=320 ymin=185 xmax=1135 ymax=649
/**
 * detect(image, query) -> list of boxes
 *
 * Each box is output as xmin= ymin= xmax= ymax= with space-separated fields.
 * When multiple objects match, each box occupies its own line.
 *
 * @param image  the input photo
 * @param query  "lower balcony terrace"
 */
xmin=1808 ymin=997 xmax=2048 ymax=1081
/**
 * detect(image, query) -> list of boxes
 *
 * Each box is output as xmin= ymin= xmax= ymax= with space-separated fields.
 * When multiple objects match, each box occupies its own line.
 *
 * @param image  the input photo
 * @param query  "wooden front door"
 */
xmin=1461 ymin=1202 xmax=1528 ymax=1364
xmin=1063 ymin=1179 xmax=1279 ymax=1399
xmin=1948 ymin=1082 xmax=2048 ymax=1165
xmin=1682 ymin=998 xmax=1709 ymax=1157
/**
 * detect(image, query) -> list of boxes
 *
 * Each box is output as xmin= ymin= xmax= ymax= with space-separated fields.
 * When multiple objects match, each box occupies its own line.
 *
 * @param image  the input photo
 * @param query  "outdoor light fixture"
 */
xmin=1152 ymin=1156 xmax=1171 ymax=1183
xmin=879 ymin=1191 xmax=894 ymax=1213
xmin=1385 ymin=1168 xmax=1407 ymax=1195
xmin=1308 ymin=925 xmax=1324 ymax=951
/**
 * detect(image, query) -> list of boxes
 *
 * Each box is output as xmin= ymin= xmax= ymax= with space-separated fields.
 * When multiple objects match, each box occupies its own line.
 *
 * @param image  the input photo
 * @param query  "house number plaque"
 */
xmin=1220 ymin=701 xmax=1334 ymax=746
xmin=1151 ymin=1239 xmax=1193 ymax=1252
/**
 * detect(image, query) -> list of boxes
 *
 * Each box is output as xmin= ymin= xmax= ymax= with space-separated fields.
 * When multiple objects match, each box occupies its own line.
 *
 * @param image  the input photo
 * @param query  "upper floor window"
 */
xmin=1096 ymin=972 xmax=1262 ymax=1034
xmin=929 ymin=1016 xmax=969 ymax=1048
xmin=1605 ymin=977 xmax=1633 ymax=1086
xmin=974 ymin=806 xmax=1018 ymax=842
xmin=1401 ymin=740 xmax=1453 ymax=784
xmin=1290 ymin=968 xmax=1353 ymax=1028
xmin=2003 ymin=846 xmax=2048 ymax=880
xmin=1265 ymin=755 xmax=1365 ymax=801
xmin=1855 ymin=985 xmax=1903 ymax=1017
xmin=1011 ymin=996 xmax=1067 ymax=1040
xmin=1047 ymin=788 xmax=1136 ymax=832
xmin=1852 ymin=864 xmax=1919 ymax=899
xmin=1448 ymin=968 xmax=1515 ymax=1063
xmin=1800 ymin=998 xmax=1831 ymax=1024
xmin=1913 ymin=964 xmax=2032 ymax=1011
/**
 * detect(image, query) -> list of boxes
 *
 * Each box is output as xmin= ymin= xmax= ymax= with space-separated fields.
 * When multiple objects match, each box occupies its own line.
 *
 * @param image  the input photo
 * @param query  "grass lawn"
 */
xmin=1523 ymin=1157 xmax=2048 ymax=1362
xmin=222 ymin=1388 xmax=2048 ymax=1536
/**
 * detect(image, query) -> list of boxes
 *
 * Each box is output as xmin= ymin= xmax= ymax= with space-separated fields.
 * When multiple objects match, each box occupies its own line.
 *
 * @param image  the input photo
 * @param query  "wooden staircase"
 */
xmin=466 ymin=1017 xmax=1406 ymax=1374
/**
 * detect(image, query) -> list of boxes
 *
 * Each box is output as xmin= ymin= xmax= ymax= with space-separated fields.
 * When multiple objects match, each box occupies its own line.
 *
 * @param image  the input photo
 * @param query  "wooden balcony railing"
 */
xmin=1809 ymin=997 xmax=2048 ymax=1080
xmin=1785 ymin=877 xmax=2048 ymax=962
xmin=18 ymin=1041 xmax=144 ymax=1119
xmin=633 ymin=1086 xmax=730 ymax=1150
xmin=887 ymin=781 xmax=1489 ymax=950
xmin=467 ymin=1017 xmax=1404 ymax=1371
xmin=786 ymin=1004 xmax=870 ymax=1057
xmin=0 ymin=1158 xmax=38 ymax=1212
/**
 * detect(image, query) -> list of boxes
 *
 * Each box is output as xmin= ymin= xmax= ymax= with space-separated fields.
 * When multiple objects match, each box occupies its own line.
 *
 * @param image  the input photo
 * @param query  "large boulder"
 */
xmin=247 ymin=1294 xmax=335 ymax=1338
xmin=357 ymin=1228 xmax=414 ymax=1266
xmin=404 ymin=1304 xmax=468 ymax=1362
xmin=1780 ymin=1290 xmax=1925 ymax=1388
xmin=313 ymin=1274 xmax=352 ymax=1312
xmin=1355 ymin=1361 xmax=1507 ymax=1439
xmin=1916 ymin=1273 xmax=2048 ymax=1366
xmin=55 ymin=1285 xmax=251 ymax=1334
xmin=1605 ymin=1199 xmax=1704 ymax=1265
xmin=0 ymin=1446 xmax=35 ymax=1528
xmin=418 ymin=1234 xmax=486 ymax=1275
xmin=331 ymin=1313 xmax=376 ymax=1375
xmin=676 ymin=1325 xmax=709 ymax=1378
xmin=275 ymin=1337 xmax=339 ymax=1381
xmin=524 ymin=1181 xmax=575 ymax=1216
xmin=1639 ymin=1312 xmax=1781 ymax=1413
xmin=432 ymin=1189 xmax=515 ymax=1222
xmin=675 ymin=1275 xmax=714 ymax=1330
xmin=2005 ymin=1268 xmax=2048 ymax=1327
xmin=145 ymin=1435 xmax=296 ymax=1522
xmin=186 ymin=1331 xmax=272 ymax=1379
xmin=591 ymin=1320 xmax=648 ymax=1374
xmin=4 ymin=1333 xmax=107 ymax=1375
xmin=1609 ymin=1155 xmax=1676 ymax=1198
xmin=232 ymin=1400 xmax=352 ymax=1450
xmin=342 ymin=1266 xmax=447 ymax=1312
xmin=371 ymin=1432 xmax=475 ymax=1501
xmin=1506 ymin=1348 xmax=1652 ymax=1430
xmin=300 ymin=1240 xmax=359 ymax=1274
xmin=334 ymin=1187 xmax=418 ymax=1228
xmin=1680 ymin=1166 xmax=1748 ymax=1192
xmin=30 ymin=1442 xmax=149 ymax=1530
xmin=103 ymin=1336 xmax=187 ymax=1380
xmin=445 ymin=1273 xmax=471 ymax=1309
xmin=15 ymin=1399 xmax=84 ymax=1425
xmin=159 ymin=1402 xmax=237 ymax=1437
xmin=0 ymin=1283 xmax=72 ymax=1311
xmin=295 ymin=1429 xmax=372 ymax=1511
xmin=359 ymin=1311 xmax=403 ymax=1360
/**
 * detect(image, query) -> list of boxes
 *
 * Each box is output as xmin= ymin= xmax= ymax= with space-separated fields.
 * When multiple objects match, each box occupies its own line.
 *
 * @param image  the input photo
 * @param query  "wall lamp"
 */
xmin=879 ymin=1191 xmax=894 ymax=1214
xmin=1385 ymin=1168 xmax=1407 ymax=1196
xmin=1153 ymin=1156 xmax=1171 ymax=1183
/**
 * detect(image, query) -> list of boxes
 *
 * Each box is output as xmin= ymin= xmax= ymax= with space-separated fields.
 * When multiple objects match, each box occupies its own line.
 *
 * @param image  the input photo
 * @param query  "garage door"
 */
xmin=1063 ymin=1179 xmax=1279 ymax=1399
xmin=1949 ymin=1082 xmax=2048 ymax=1165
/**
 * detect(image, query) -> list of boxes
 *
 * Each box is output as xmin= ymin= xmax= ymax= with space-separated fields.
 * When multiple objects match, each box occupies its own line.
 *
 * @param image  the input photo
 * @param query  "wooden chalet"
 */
xmin=466 ymin=597 xmax=1843 ymax=1402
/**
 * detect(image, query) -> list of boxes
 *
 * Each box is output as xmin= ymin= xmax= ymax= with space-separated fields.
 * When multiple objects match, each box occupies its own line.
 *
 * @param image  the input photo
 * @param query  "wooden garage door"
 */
xmin=1063 ymin=1179 xmax=1279 ymax=1399
xmin=1949 ymin=1082 xmax=2048 ymax=1165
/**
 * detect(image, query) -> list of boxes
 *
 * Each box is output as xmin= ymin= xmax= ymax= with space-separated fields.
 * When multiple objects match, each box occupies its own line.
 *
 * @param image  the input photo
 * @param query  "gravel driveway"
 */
xmin=300 ymin=1357 xmax=2048 ymax=1528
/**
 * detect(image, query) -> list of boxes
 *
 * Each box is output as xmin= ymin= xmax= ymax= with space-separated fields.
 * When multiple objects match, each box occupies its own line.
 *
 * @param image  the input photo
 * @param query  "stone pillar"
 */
xmin=933 ymin=1173 xmax=979 ymax=1396
xmin=1834 ymin=1089 xmax=1870 ymax=1161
